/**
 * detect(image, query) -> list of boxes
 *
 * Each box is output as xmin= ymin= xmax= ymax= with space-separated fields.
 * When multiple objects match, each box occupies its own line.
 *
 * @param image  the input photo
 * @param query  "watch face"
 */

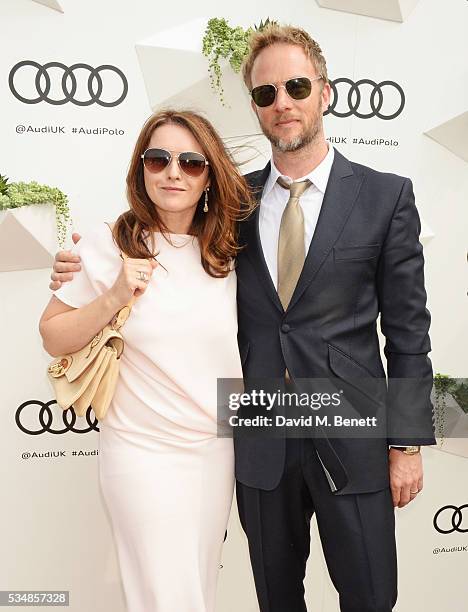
xmin=404 ymin=446 xmax=420 ymax=454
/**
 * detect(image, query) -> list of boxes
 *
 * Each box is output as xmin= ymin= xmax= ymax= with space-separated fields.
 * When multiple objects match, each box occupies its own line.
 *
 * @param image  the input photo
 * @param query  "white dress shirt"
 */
xmin=259 ymin=144 xmax=335 ymax=289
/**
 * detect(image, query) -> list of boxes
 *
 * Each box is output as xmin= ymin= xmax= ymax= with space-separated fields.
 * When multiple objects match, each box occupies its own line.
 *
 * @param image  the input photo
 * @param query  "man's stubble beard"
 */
xmin=258 ymin=106 xmax=324 ymax=153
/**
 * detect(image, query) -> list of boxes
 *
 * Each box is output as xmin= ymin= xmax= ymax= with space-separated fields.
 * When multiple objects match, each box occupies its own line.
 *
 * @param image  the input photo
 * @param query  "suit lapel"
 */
xmin=287 ymin=150 xmax=365 ymax=312
xmin=242 ymin=150 xmax=364 ymax=315
xmin=243 ymin=163 xmax=284 ymax=313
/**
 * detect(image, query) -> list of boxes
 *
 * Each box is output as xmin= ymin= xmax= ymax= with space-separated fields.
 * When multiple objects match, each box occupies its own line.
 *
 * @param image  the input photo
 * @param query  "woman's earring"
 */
xmin=203 ymin=187 xmax=209 ymax=213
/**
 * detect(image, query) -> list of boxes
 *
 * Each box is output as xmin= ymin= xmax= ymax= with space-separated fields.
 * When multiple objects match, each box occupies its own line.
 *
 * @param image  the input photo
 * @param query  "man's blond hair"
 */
xmin=242 ymin=24 xmax=328 ymax=90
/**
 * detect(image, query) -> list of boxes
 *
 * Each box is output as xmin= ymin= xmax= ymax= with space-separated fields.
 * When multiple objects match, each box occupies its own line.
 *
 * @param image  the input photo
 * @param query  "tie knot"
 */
xmin=277 ymin=177 xmax=311 ymax=199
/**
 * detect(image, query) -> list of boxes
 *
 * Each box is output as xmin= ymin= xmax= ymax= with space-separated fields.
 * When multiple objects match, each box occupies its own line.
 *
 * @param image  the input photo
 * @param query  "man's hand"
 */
xmin=389 ymin=447 xmax=423 ymax=508
xmin=49 ymin=233 xmax=82 ymax=291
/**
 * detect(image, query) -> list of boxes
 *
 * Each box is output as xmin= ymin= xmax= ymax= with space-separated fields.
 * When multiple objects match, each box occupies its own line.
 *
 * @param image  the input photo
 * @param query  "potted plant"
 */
xmin=0 ymin=174 xmax=71 ymax=247
xmin=202 ymin=17 xmax=278 ymax=105
xmin=433 ymin=374 xmax=468 ymax=445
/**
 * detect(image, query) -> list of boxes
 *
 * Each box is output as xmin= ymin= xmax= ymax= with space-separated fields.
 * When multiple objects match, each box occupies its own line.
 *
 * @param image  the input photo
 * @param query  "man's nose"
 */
xmin=273 ymin=85 xmax=293 ymax=112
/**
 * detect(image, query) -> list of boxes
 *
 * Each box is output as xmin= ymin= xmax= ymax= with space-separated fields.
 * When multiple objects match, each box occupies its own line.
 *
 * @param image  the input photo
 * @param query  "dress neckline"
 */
xmin=154 ymin=231 xmax=197 ymax=248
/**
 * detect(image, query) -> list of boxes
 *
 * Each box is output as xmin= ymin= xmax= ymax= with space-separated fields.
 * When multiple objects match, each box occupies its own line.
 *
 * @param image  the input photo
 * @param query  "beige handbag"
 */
xmin=47 ymin=237 xmax=137 ymax=420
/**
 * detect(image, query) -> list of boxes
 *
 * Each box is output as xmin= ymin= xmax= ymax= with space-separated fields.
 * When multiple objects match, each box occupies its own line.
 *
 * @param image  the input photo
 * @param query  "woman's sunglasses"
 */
xmin=250 ymin=76 xmax=323 ymax=108
xmin=141 ymin=148 xmax=209 ymax=178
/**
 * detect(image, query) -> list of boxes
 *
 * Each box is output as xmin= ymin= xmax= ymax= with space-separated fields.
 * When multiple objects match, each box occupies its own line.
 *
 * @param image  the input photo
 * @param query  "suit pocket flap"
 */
xmin=328 ymin=344 xmax=385 ymax=405
xmin=334 ymin=244 xmax=380 ymax=261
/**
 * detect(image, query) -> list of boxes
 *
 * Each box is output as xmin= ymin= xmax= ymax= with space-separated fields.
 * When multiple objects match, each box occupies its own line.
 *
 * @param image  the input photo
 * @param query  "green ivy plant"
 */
xmin=0 ymin=174 xmax=9 ymax=196
xmin=0 ymin=176 xmax=71 ymax=247
xmin=202 ymin=17 xmax=278 ymax=105
xmin=433 ymin=374 xmax=468 ymax=444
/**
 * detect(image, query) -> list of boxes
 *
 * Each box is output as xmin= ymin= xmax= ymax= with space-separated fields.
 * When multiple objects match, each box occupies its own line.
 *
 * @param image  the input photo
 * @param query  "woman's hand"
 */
xmin=109 ymin=258 xmax=158 ymax=309
xmin=49 ymin=233 xmax=82 ymax=290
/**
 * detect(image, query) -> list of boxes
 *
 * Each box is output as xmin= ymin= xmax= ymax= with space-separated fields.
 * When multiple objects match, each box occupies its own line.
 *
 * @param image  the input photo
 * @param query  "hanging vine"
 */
xmin=433 ymin=374 xmax=468 ymax=445
xmin=202 ymin=17 xmax=278 ymax=105
xmin=0 ymin=176 xmax=71 ymax=247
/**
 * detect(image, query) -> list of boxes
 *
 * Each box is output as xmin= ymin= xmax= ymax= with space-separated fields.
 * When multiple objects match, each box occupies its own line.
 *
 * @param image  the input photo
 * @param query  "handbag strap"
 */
xmin=111 ymin=256 xmax=138 ymax=331
xmin=105 ymin=222 xmax=139 ymax=331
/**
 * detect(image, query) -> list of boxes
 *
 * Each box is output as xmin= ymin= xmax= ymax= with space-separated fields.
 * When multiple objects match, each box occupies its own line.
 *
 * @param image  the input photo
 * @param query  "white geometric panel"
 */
xmin=135 ymin=18 xmax=259 ymax=139
xmin=316 ymin=0 xmax=420 ymax=23
xmin=0 ymin=204 xmax=56 ymax=272
xmin=32 ymin=0 xmax=64 ymax=12
xmin=420 ymin=217 xmax=435 ymax=246
xmin=424 ymin=111 xmax=468 ymax=164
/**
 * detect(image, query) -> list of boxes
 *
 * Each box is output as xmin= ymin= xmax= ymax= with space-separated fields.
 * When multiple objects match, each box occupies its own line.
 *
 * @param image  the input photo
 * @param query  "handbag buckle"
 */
xmin=86 ymin=330 xmax=103 ymax=358
xmin=48 ymin=356 xmax=73 ymax=378
xmin=112 ymin=305 xmax=130 ymax=330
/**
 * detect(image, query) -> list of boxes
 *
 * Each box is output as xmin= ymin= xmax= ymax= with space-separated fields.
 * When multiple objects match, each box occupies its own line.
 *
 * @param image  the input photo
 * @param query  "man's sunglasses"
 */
xmin=141 ymin=148 xmax=209 ymax=178
xmin=250 ymin=76 xmax=323 ymax=108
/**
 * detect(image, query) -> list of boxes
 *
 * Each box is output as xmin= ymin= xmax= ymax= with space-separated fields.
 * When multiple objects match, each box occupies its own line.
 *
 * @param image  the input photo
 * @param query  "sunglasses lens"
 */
xmin=178 ymin=152 xmax=207 ymax=177
xmin=251 ymin=84 xmax=276 ymax=107
xmin=285 ymin=77 xmax=312 ymax=100
xmin=143 ymin=148 xmax=171 ymax=173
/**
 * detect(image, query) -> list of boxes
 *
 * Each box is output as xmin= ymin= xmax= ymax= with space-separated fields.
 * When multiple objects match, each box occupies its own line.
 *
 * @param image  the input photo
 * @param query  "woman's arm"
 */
xmin=39 ymin=291 xmax=124 ymax=357
xmin=39 ymin=256 xmax=157 ymax=357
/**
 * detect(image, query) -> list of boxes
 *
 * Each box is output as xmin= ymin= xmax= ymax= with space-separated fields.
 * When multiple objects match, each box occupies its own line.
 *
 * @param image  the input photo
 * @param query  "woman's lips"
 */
xmin=162 ymin=187 xmax=185 ymax=191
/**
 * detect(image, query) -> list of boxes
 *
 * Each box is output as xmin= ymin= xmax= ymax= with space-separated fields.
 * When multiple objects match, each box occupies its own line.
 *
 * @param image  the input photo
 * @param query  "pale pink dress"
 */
xmin=54 ymin=222 xmax=242 ymax=612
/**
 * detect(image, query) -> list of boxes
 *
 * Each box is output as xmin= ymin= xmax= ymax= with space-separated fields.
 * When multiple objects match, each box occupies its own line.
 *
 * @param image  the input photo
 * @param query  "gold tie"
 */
xmin=277 ymin=177 xmax=311 ymax=310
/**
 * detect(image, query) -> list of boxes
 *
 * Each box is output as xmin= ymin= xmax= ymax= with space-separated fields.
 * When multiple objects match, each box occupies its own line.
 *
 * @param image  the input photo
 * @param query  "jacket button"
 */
xmin=281 ymin=323 xmax=291 ymax=333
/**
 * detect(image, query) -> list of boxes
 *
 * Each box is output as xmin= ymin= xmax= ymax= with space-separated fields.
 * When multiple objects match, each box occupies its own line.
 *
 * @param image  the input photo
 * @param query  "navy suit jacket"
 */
xmin=234 ymin=149 xmax=435 ymax=494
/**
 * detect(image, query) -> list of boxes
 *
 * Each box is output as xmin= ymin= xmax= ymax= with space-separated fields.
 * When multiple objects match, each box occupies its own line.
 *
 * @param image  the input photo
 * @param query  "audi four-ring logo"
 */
xmin=324 ymin=78 xmax=405 ymax=120
xmin=8 ymin=60 xmax=128 ymax=107
xmin=16 ymin=400 xmax=99 ymax=434
xmin=433 ymin=505 xmax=468 ymax=534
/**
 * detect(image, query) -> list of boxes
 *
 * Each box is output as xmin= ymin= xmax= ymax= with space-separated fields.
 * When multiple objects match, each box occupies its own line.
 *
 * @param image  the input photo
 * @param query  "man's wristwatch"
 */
xmin=393 ymin=446 xmax=421 ymax=455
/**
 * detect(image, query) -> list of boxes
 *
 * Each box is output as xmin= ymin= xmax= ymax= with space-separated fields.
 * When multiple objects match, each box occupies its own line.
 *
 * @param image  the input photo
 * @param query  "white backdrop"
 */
xmin=1 ymin=0 xmax=467 ymax=610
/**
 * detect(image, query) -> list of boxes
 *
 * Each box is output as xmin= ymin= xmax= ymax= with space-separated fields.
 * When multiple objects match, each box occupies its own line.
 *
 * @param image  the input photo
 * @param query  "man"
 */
xmin=50 ymin=24 xmax=435 ymax=612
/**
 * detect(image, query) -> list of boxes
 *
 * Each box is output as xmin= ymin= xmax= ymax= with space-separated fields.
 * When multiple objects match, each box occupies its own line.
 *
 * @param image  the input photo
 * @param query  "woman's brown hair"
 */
xmin=112 ymin=109 xmax=255 ymax=278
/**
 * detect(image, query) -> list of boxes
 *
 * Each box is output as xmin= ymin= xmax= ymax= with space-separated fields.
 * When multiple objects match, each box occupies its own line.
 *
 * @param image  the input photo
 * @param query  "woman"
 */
xmin=39 ymin=109 xmax=254 ymax=612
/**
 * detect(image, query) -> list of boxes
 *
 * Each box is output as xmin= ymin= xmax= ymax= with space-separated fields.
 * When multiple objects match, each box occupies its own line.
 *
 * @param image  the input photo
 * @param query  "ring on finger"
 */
xmin=410 ymin=490 xmax=419 ymax=495
xmin=137 ymin=270 xmax=149 ymax=282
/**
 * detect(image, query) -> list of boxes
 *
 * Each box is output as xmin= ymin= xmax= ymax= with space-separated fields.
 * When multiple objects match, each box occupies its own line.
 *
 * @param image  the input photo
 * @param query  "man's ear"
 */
xmin=321 ymin=82 xmax=331 ymax=113
xmin=251 ymin=98 xmax=259 ymax=118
